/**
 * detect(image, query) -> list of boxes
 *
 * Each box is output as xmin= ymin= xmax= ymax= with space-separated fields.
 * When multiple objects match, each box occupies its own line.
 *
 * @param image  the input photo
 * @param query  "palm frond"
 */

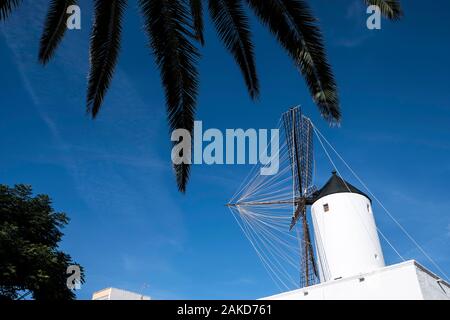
xmin=87 ymin=0 xmax=127 ymax=118
xmin=209 ymin=0 xmax=259 ymax=100
xmin=140 ymin=0 xmax=200 ymax=193
xmin=39 ymin=0 xmax=77 ymax=65
xmin=246 ymin=0 xmax=340 ymax=123
xmin=0 ymin=0 xmax=22 ymax=20
xmin=190 ymin=0 xmax=205 ymax=45
xmin=364 ymin=0 xmax=402 ymax=20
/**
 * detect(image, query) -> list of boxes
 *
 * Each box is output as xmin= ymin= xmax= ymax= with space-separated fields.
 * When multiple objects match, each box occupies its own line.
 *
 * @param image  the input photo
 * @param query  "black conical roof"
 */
xmin=313 ymin=171 xmax=371 ymax=202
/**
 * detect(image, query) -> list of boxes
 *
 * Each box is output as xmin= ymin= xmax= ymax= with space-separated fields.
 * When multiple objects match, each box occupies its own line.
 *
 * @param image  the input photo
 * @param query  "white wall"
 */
xmin=311 ymin=193 xmax=385 ymax=282
xmin=262 ymin=261 xmax=450 ymax=300
xmin=415 ymin=265 xmax=450 ymax=300
xmin=92 ymin=288 xmax=151 ymax=300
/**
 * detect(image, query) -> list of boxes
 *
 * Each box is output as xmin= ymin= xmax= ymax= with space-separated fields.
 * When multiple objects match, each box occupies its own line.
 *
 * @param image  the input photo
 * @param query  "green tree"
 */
xmin=0 ymin=184 xmax=85 ymax=300
xmin=0 ymin=0 xmax=402 ymax=192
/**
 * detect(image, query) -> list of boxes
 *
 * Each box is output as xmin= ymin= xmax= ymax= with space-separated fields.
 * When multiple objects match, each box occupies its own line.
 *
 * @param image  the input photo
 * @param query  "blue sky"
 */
xmin=1 ymin=0 xmax=449 ymax=299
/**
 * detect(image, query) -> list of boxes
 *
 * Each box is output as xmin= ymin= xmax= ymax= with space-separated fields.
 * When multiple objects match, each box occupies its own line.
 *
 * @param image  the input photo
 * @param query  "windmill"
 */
xmin=227 ymin=107 xmax=450 ymax=299
xmin=227 ymin=106 xmax=319 ymax=288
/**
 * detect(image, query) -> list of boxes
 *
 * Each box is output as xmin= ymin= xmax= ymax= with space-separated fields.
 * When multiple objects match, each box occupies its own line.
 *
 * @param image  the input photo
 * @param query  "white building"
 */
xmin=92 ymin=288 xmax=151 ymax=300
xmin=263 ymin=172 xmax=450 ymax=300
xmin=263 ymin=260 xmax=449 ymax=300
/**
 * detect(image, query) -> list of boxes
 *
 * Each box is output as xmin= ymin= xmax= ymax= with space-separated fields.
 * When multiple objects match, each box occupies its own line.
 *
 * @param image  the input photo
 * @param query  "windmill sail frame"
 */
xmin=228 ymin=106 xmax=320 ymax=289
xmin=282 ymin=107 xmax=314 ymax=200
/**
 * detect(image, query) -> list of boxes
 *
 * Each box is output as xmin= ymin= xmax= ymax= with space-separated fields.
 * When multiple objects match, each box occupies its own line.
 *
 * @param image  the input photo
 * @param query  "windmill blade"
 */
xmin=228 ymin=106 xmax=320 ymax=290
xmin=289 ymin=198 xmax=305 ymax=231
xmin=283 ymin=107 xmax=303 ymax=198
xmin=282 ymin=106 xmax=315 ymax=230
xmin=283 ymin=106 xmax=320 ymax=285
xmin=282 ymin=107 xmax=314 ymax=197
xmin=301 ymin=213 xmax=318 ymax=279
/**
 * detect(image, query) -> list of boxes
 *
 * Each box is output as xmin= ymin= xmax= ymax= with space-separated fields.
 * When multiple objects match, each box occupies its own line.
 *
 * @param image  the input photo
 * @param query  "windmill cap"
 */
xmin=313 ymin=172 xmax=371 ymax=203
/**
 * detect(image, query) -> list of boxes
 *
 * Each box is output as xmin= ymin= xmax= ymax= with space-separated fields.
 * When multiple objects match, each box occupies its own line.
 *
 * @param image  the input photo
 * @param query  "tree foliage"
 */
xmin=0 ymin=184 xmax=84 ymax=300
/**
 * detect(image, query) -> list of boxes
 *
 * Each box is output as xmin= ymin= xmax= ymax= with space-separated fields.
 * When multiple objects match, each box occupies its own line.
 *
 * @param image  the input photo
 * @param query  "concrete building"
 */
xmin=262 ymin=260 xmax=449 ymax=300
xmin=263 ymin=173 xmax=450 ymax=300
xmin=92 ymin=288 xmax=151 ymax=300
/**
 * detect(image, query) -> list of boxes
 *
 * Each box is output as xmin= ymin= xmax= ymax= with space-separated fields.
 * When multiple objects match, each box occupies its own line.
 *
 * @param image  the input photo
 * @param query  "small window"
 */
xmin=323 ymin=203 xmax=329 ymax=212
xmin=303 ymin=291 xmax=309 ymax=296
xmin=359 ymin=277 xmax=365 ymax=282
xmin=367 ymin=204 xmax=370 ymax=212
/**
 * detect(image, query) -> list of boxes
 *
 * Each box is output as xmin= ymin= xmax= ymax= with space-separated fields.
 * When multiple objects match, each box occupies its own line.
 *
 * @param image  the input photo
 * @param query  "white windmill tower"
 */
xmin=309 ymin=171 xmax=385 ymax=283
xmin=228 ymin=106 xmax=449 ymax=300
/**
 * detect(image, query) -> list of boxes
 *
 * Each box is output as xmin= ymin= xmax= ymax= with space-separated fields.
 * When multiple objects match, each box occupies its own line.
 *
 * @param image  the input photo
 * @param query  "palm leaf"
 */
xmin=209 ymin=0 xmax=259 ymax=100
xmin=140 ymin=0 xmax=200 ymax=193
xmin=364 ymin=0 xmax=402 ymax=20
xmin=190 ymin=0 xmax=205 ymax=45
xmin=246 ymin=0 xmax=340 ymax=123
xmin=39 ymin=0 xmax=77 ymax=65
xmin=87 ymin=0 xmax=127 ymax=118
xmin=0 ymin=0 xmax=22 ymax=20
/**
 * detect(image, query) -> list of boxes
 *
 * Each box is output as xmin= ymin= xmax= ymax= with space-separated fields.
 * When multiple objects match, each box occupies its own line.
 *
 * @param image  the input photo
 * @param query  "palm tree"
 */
xmin=0 ymin=0 xmax=402 ymax=192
